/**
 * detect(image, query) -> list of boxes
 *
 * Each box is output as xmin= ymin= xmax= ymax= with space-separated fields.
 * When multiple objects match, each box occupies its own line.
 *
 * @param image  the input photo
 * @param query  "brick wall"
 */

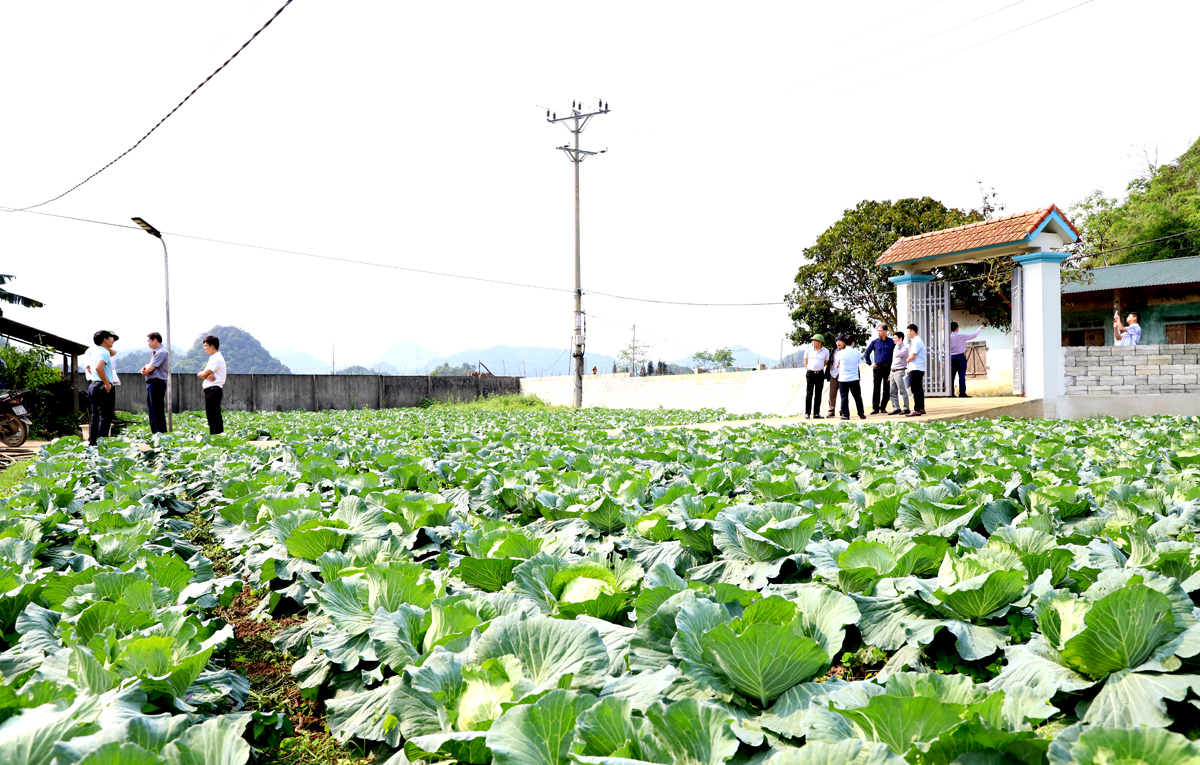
xmin=1063 ymin=345 xmax=1200 ymax=395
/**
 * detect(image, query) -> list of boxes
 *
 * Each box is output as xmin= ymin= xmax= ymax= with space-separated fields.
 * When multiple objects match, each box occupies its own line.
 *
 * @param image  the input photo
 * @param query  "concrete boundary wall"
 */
xmin=1063 ymin=344 xmax=1200 ymax=396
xmin=521 ymin=369 xmax=811 ymax=415
xmin=81 ymin=374 xmax=520 ymax=413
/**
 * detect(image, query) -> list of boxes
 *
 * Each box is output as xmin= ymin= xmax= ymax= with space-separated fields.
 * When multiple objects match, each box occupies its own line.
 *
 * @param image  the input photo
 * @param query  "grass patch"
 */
xmin=182 ymin=509 xmax=235 ymax=576
xmin=0 ymin=459 xmax=33 ymax=497
xmin=421 ymin=392 xmax=565 ymax=412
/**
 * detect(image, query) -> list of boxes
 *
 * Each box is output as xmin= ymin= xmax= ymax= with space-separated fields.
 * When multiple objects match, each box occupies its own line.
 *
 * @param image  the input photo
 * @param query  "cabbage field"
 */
xmin=3 ymin=407 xmax=1200 ymax=765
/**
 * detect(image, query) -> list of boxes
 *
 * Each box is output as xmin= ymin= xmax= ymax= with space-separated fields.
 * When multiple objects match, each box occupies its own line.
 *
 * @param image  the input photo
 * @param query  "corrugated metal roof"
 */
xmin=1062 ymin=254 xmax=1200 ymax=293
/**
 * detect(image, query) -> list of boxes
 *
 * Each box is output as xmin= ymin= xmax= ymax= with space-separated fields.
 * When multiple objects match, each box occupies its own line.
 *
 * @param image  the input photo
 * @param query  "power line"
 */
xmin=868 ymin=0 xmax=953 ymax=31
xmin=832 ymin=0 xmax=1027 ymax=75
xmin=866 ymin=0 xmax=1095 ymax=83
xmin=585 ymin=289 xmax=786 ymax=307
xmin=1090 ymin=227 xmax=1200 ymax=256
xmin=9 ymin=0 xmax=296 ymax=211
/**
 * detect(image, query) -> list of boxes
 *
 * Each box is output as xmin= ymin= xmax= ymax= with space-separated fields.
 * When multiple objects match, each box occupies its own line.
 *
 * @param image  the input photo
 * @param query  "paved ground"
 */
xmin=630 ymin=396 xmax=1041 ymax=434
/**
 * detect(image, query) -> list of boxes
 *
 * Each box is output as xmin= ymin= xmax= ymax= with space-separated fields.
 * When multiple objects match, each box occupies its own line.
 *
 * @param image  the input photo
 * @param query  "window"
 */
xmin=1062 ymin=328 xmax=1106 ymax=347
xmin=1166 ymin=323 xmax=1200 ymax=344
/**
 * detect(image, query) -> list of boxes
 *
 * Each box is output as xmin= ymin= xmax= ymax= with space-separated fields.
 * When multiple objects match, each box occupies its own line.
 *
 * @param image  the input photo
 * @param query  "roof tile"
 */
xmin=876 ymin=204 xmax=1080 ymax=267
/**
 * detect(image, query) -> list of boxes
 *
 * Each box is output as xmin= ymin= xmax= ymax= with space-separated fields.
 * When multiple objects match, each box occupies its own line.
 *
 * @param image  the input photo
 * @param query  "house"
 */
xmin=1061 ymin=254 xmax=1200 ymax=346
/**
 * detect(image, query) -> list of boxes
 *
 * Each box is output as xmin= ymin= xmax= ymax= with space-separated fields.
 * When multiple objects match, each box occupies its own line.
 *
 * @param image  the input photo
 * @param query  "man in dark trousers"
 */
xmin=196 ymin=334 xmax=226 ymax=435
xmin=140 ymin=332 xmax=170 ymax=434
xmin=864 ymin=322 xmax=894 ymax=415
xmin=802 ymin=334 xmax=829 ymax=419
xmin=84 ymin=330 xmax=120 ymax=445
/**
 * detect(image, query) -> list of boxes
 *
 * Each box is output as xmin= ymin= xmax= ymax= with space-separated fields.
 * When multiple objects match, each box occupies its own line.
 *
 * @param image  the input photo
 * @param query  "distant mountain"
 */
xmin=113 ymin=347 xmax=152 ymax=374
xmin=173 ymin=326 xmax=291 ymax=374
xmin=429 ymin=345 xmax=617 ymax=377
xmin=271 ymin=348 xmax=331 ymax=375
xmin=670 ymin=345 xmax=777 ymax=369
xmin=373 ymin=340 xmax=439 ymax=374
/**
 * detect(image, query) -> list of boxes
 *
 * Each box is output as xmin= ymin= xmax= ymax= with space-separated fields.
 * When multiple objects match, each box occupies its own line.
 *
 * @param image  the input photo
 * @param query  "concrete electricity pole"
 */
xmin=547 ymin=99 xmax=609 ymax=408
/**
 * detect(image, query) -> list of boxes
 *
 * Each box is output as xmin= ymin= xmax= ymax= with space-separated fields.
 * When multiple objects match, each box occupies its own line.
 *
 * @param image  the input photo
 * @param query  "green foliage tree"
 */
xmin=171 ymin=325 xmax=291 ymax=374
xmin=616 ymin=339 xmax=651 ymax=374
xmin=691 ymin=347 xmax=735 ymax=372
xmin=1069 ymin=134 xmax=1200 ymax=266
xmin=429 ymin=363 xmax=476 ymax=376
xmin=0 ymin=275 xmax=44 ymax=311
xmin=337 ymin=365 xmax=377 ymax=375
xmin=0 ymin=343 xmax=73 ymax=437
xmin=785 ymin=193 xmax=1027 ymax=342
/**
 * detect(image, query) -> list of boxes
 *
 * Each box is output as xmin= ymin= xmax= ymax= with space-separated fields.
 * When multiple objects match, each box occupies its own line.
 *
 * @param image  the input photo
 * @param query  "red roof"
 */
xmin=875 ymin=204 xmax=1079 ymax=267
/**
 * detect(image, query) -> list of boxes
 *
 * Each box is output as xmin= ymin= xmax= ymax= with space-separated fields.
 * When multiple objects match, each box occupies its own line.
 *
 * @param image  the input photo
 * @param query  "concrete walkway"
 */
xmin=623 ymin=396 xmax=1042 ymax=434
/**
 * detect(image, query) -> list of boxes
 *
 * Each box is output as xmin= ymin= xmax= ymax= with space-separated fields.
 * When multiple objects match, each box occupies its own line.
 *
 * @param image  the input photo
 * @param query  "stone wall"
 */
xmin=521 ymin=369 xmax=812 ymax=415
xmin=81 ymin=374 xmax=521 ymax=413
xmin=1063 ymin=345 xmax=1200 ymax=396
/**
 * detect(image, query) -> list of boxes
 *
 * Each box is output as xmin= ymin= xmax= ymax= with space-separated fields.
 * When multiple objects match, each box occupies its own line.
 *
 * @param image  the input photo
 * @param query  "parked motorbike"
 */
xmin=0 ymin=390 xmax=33 ymax=448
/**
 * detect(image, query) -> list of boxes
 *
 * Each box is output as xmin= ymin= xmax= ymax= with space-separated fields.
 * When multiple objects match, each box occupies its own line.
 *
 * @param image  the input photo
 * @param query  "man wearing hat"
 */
xmin=83 ymin=330 xmax=121 ymax=446
xmin=802 ymin=334 xmax=829 ymax=419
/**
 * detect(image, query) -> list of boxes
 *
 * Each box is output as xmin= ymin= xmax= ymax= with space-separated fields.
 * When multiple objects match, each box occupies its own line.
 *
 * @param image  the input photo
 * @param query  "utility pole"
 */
xmin=630 ymin=325 xmax=636 ymax=378
xmin=546 ymin=99 xmax=610 ymax=408
xmin=331 ymin=345 xmax=335 ymax=375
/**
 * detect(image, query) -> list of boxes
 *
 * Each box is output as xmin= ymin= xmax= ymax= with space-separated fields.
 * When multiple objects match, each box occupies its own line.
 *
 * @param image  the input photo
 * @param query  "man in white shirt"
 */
xmin=906 ymin=324 xmax=927 ymax=417
xmin=802 ymin=334 xmax=830 ymax=420
xmin=196 ymin=334 xmax=227 ymax=435
xmin=835 ymin=335 xmax=866 ymax=420
xmin=84 ymin=330 xmax=120 ymax=445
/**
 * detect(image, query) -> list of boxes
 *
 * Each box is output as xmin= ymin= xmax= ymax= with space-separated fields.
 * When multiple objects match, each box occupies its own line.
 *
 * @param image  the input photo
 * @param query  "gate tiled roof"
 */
xmin=876 ymin=204 xmax=1079 ymax=268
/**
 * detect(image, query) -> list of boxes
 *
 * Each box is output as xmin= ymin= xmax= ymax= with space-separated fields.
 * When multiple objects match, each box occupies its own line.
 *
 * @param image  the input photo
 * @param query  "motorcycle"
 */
xmin=0 ymin=390 xmax=33 ymax=448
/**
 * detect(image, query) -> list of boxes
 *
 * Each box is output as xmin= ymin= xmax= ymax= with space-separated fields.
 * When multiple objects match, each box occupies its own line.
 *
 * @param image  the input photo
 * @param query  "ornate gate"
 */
xmin=1012 ymin=266 xmax=1025 ymax=396
xmin=908 ymin=280 xmax=950 ymax=397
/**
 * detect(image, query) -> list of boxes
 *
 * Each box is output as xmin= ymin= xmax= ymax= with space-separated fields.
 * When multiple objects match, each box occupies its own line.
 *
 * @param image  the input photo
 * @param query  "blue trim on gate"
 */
xmin=1027 ymin=208 xmax=1080 ymax=243
xmin=1013 ymin=251 xmax=1070 ymax=265
xmin=888 ymin=273 xmax=935 ymax=285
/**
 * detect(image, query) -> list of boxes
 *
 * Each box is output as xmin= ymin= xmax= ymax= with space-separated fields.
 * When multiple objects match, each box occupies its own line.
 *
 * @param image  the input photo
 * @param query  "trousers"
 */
xmin=840 ymin=379 xmax=865 ymax=418
xmin=87 ymin=381 xmax=115 ymax=445
xmin=871 ymin=365 xmax=890 ymax=411
xmin=910 ymin=370 xmax=925 ymax=412
xmin=147 ymin=379 xmax=167 ymax=434
xmin=826 ymin=377 xmax=840 ymax=414
xmin=889 ymin=368 xmax=909 ymax=411
xmin=951 ymin=353 xmax=968 ymax=396
xmin=204 ymin=386 xmax=224 ymax=435
xmin=804 ymin=370 xmax=825 ymax=416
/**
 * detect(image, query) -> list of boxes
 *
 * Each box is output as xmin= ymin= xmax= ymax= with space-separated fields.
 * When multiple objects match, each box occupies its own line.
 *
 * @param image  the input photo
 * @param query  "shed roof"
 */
xmin=0 ymin=317 xmax=88 ymax=355
xmin=1062 ymin=254 xmax=1200 ymax=294
xmin=876 ymin=204 xmax=1080 ymax=268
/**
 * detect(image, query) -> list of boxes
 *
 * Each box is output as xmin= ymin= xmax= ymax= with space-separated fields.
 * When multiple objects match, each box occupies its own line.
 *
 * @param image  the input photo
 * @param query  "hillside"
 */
xmin=173 ymin=326 xmax=291 ymax=374
xmin=430 ymin=345 xmax=617 ymax=377
xmin=373 ymin=340 xmax=439 ymax=373
xmin=272 ymin=348 xmax=331 ymax=375
xmin=1073 ymin=133 xmax=1200 ymax=264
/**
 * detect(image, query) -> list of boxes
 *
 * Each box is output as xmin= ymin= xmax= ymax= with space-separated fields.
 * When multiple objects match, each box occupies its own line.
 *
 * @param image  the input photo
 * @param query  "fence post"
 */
xmin=249 ymin=374 xmax=256 ymax=412
xmin=377 ymin=374 xmax=384 ymax=409
xmin=311 ymin=375 xmax=317 ymax=412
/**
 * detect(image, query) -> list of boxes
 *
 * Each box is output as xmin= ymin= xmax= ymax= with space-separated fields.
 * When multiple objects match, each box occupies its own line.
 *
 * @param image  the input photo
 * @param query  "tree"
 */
xmin=337 ymin=365 xmax=375 ymax=375
xmin=691 ymin=348 xmax=735 ymax=372
xmin=784 ymin=193 xmax=1029 ymax=342
xmin=617 ymin=339 xmax=651 ymax=374
xmin=429 ymin=363 xmax=476 ymax=376
xmin=0 ymin=275 xmax=44 ymax=311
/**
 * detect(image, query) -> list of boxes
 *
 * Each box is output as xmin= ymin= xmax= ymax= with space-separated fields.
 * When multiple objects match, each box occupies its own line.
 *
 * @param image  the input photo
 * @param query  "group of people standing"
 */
xmin=802 ymin=322 xmax=932 ymax=420
xmin=82 ymin=330 xmax=228 ymax=446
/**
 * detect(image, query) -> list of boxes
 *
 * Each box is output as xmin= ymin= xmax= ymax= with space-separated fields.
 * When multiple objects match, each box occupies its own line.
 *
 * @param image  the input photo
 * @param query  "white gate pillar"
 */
xmin=1012 ymin=252 xmax=1067 ymax=409
xmin=889 ymin=272 xmax=933 ymax=328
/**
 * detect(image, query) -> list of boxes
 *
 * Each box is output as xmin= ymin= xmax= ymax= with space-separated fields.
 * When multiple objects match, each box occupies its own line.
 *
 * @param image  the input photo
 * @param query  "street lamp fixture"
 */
xmin=131 ymin=217 xmax=172 ymax=432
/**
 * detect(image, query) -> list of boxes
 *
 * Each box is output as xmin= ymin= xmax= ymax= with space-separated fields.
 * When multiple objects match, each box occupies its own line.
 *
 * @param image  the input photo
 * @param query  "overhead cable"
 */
xmin=8 ymin=0 xmax=296 ymax=211
xmin=866 ymin=0 xmax=1095 ymax=83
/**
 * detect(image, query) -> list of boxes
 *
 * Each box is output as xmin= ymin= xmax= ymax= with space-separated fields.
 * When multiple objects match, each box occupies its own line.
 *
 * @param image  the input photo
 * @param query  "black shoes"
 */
xmin=812 ymin=414 xmax=823 ymax=419
xmin=889 ymin=409 xmax=902 ymax=415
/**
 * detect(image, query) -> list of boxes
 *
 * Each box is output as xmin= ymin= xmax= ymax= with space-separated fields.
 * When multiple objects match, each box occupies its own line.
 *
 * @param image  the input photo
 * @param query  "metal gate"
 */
xmin=909 ymin=280 xmax=950 ymax=396
xmin=1011 ymin=266 xmax=1025 ymax=396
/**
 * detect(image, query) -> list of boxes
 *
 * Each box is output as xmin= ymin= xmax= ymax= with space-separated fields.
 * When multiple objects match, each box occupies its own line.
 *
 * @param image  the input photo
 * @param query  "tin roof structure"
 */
xmin=1062 ymin=254 xmax=1200 ymax=294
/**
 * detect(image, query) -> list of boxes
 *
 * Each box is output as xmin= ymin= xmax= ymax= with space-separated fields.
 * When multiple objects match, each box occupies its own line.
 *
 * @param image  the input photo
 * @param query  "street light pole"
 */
xmin=131 ymin=217 xmax=172 ymax=432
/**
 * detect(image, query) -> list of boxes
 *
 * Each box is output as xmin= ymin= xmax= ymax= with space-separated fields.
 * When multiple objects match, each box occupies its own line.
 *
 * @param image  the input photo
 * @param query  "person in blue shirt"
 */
xmin=1114 ymin=311 xmax=1141 ymax=346
xmin=140 ymin=332 xmax=170 ymax=434
xmin=864 ymin=322 xmax=894 ymax=415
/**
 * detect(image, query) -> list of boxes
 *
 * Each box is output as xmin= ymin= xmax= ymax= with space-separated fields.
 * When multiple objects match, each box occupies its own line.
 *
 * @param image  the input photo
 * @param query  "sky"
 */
xmin=3 ymin=0 xmax=1199 ymax=369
